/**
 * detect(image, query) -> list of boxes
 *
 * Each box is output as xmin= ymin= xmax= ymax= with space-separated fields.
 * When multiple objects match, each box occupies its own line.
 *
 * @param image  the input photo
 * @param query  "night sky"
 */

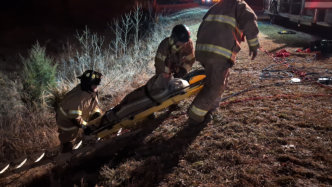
xmin=1 ymin=0 xmax=140 ymax=28
xmin=0 ymin=0 xmax=142 ymax=69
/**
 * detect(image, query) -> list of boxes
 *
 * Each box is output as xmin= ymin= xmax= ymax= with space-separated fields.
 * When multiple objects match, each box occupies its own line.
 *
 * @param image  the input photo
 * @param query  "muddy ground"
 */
xmin=1 ymin=13 xmax=332 ymax=187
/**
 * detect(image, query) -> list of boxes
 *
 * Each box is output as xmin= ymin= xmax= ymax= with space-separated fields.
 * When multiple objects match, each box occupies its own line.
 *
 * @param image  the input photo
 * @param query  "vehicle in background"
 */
xmin=199 ymin=0 xmax=220 ymax=5
xmin=246 ymin=0 xmax=265 ymax=13
xmin=140 ymin=0 xmax=198 ymax=15
xmin=264 ymin=0 xmax=332 ymax=28
xmin=198 ymin=0 xmax=265 ymax=13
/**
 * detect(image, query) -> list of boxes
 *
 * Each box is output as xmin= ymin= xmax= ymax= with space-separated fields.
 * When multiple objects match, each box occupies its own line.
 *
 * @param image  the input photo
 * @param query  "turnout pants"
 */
xmin=56 ymin=110 xmax=82 ymax=152
xmin=188 ymin=54 xmax=231 ymax=122
xmin=57 ymin=127 xmax=82 ymax=152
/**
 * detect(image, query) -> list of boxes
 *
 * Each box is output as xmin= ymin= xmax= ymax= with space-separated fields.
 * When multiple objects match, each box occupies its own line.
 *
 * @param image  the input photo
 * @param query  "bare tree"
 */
xmin=133 ymin=5 xmax=143 ymax=55
xmin=121 ymin=12 xmax=133 ymax=55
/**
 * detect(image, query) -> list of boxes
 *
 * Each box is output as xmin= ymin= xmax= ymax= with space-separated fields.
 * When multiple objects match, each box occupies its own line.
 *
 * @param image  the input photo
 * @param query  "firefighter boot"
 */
xmin=188 ymin=107 xmax=214 ymax=125
xmin=188 ymin=109 xmax=205 ymax=124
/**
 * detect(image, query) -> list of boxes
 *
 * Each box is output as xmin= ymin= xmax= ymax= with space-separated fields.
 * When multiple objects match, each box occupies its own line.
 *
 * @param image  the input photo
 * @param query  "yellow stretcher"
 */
xmin=93 ymin=69 xmax=206 ymax=139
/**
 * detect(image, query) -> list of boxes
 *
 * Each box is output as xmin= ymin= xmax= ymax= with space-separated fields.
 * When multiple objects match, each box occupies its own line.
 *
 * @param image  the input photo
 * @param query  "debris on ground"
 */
xmin=278 ymin=30 xmax=296 ymax=34
xmin=275 ymin=49 xmax=291 ymax=57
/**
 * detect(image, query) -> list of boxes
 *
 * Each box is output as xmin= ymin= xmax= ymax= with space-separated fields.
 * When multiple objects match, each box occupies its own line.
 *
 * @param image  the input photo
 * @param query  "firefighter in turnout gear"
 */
xmin=188 ymin=0 xmax=260 ymax=123
xmin=101 ymin=24 xmax=195 ymax=126
xmin=155 ymin=24 xmax=195 ymax=79
xmin=56 ymin=70 xmax=103 ymax=152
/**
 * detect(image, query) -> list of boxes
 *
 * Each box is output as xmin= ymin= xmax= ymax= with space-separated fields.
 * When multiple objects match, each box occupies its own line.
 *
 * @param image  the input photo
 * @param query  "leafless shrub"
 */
xmin=157 ymin=8 xmax=207 ymax=26
xmin=56 ymin=5 xmax=170 ymax=100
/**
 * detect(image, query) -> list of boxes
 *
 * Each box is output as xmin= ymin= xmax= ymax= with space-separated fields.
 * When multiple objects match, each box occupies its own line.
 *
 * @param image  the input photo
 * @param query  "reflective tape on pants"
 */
xmin=58 ymin=125 xmax=78 ymax=131
xmin=190 ymin=105 xmax=208 ymax=117
xmin=248 ymin=37 xmax=259 ymax=47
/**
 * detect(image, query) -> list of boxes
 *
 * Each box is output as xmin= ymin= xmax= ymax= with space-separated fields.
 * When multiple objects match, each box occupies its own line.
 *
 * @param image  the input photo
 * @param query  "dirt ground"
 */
xmin=1 ymin=18 xmax=332 ymax=187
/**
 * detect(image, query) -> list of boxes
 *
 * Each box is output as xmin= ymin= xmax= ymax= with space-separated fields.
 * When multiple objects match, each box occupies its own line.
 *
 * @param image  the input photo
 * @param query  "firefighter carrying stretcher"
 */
xmin=100 ymin=24 xmax=195 ymax=127
xmin=188 ymin=0 xmax=260 ymax=123
xmin=56 ymin=70 xmax=103 ymax=153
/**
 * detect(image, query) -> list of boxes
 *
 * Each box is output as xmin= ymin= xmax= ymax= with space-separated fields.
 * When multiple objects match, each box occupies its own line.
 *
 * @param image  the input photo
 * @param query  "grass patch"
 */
xmin=258 ymin=21 xmax=318 ymax=48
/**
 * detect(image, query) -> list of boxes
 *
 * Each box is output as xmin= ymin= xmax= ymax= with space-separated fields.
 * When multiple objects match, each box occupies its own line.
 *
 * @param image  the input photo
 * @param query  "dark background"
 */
xmin=0 ymin=0 xmax=144 ymax=70
xmin=0 ymin=0 xmax=141 ymax=28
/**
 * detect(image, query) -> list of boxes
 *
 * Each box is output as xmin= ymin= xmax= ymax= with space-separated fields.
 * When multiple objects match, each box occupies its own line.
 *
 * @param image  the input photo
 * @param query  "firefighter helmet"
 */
xmin=78 ymin=70 xmax=102 ymax=92
xmin=171 ymin=24 xmax=190 ymax=43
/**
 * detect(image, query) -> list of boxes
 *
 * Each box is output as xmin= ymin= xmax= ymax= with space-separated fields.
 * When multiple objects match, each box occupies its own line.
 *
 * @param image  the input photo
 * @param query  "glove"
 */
xmin=174 ymin=67 xmax=188 ymax=78
xmin=100 ymin=115 xmax=109 ymax=126
xmin=89 ymin=112 xmax=102 ymax=121
xmin=249 ymin=46 xmax=258 ymax=60
xmin=83 ymin=126 xmax=94 ymax=135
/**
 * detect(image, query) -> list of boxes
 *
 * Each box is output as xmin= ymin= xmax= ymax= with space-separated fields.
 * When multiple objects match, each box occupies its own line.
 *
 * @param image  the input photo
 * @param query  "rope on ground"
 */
xmin=260 ymin=47 xmax=332 ymax=83
xmin=217 ymin=47 xmax=332 ymax=106
xmin=260 ymin=47 xmax=332 ymax=77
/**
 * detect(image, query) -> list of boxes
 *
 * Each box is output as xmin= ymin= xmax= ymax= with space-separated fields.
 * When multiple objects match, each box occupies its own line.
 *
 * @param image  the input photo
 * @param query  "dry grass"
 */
xmin=0 ymin=111 xmax=59 ymax=162
xmin=0 ymin=72 xmax=59 ymax=163
xmin=0 ymin=72 xmax=25 ymax=119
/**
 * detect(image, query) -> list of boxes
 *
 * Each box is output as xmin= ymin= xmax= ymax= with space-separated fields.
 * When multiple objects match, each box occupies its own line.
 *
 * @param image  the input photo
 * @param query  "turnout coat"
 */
xmin=196 ymin=0 xmax=260 ymax=65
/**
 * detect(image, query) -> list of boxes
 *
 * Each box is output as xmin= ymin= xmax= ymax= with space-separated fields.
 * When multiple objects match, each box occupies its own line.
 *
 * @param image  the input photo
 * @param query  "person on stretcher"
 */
xmin=100 ymin=24 xmax=195 ymax=127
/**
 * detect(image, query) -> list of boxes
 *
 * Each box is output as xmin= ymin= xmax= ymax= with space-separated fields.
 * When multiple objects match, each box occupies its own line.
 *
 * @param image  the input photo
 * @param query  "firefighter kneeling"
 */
xmin=56 ymin=70 xmax=103 ymax=153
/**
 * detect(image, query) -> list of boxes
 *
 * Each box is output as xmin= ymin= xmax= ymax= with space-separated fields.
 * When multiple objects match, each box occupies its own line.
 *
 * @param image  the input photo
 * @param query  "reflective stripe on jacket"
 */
xmin=196 ymin=0 xmax=259 ymax=63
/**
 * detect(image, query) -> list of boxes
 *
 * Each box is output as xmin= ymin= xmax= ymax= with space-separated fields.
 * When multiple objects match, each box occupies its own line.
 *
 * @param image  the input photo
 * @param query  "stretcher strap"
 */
xmin=144 ymin=85 xmax=161 ymax=105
